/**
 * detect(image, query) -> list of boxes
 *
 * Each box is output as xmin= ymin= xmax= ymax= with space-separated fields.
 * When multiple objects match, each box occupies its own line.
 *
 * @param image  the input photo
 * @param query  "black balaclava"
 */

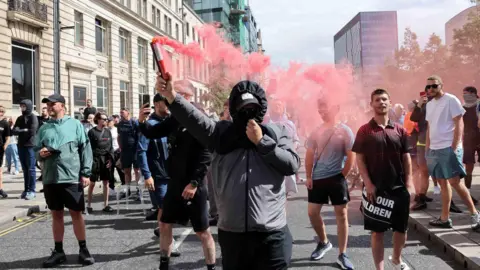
xmin=19 ymin=99 xmax=33 ymax=116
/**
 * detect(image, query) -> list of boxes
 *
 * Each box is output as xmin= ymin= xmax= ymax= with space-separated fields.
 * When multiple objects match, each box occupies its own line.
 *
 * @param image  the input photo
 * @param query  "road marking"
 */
xmin=0 ymin=213 xmax=48 ymax=237
xmin=173 ymin=228 xmax=192 ymax=250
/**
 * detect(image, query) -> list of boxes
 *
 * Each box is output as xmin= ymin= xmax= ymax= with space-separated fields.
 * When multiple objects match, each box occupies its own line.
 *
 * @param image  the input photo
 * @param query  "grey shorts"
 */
xmin=426 ymin=147 xmax=466 ymax=180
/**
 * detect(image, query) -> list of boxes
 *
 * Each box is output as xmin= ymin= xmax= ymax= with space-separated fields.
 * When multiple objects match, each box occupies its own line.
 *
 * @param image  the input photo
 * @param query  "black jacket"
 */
xmin=13 ymin=99 xmax=38 ymax=147
xmin=83 ymin=107 xmax=97 ymax=119
xmin=37 ymin=116 xmax=50 ymax=130
xmin=139 ymin=113 xmax=211 ymax=189
xmin=410 ymin=104 xmax=427 ymax=145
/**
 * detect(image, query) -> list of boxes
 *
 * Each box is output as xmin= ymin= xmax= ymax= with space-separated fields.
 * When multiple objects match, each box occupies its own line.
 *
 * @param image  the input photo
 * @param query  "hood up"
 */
xmin=228 ymin=81 xmax=268 ymax=123
xmin=19 ymin=99 xmax=33 ymax=116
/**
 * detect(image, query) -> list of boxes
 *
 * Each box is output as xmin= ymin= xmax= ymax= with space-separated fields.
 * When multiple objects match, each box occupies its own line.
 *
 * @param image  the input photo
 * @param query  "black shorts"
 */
xmin=91 ymin=156 xmax=112 ymax=182
xmin=363 ymin=187 xmax=410 ymax=233
xmin=120 ymin=148 xmax=138 ymax=169
xmin=308 ymin=174 xmax=350 ymax=205
xmin=160 ymin=185 xmax=209 ymax=232
xmin=44 ymin=183 xmax=85 ymax=212
xmin=218 ymin=226 xmax=292 ymax=270
xmin=463 ymin=141 xmax=480 ymax=164
xmin=0 ymin=148 xmax=4 ymax=167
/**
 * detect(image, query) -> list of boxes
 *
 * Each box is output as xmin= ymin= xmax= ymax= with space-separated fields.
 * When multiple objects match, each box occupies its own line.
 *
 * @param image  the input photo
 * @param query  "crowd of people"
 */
xmin=0 ymin=73 xmax=479 ymax=270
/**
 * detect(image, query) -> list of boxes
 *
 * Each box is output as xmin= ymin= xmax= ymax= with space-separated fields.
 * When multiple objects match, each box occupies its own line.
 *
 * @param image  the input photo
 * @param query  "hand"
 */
xmin=81 ymin=177 xmax=90 ymax=187
xmin=39 ymin=147 xmax=51 ymax=158
xmin=144 ymin=177 xmax=154 ymax=191
xmin=155 ymin=72 xmax=175 ymax=102
xmin=246 ymin=120 xmax=263 ymax=145
xmin=365 ymin=182 xmax=377 ymax=203
xmin=451 ymin=142 xmax=459 ymax=150
xmin=138 ymin=106 xmax=151 ymax=123
xmin=106 ymin=160 xmax=111 ymax=169
xmin=306 ymin=177 xmax=313 ymax=190
xmin=182 ymin=183 xmax=197 ymax=200
xmin=418 ymin=98 xmax=425 ymax=107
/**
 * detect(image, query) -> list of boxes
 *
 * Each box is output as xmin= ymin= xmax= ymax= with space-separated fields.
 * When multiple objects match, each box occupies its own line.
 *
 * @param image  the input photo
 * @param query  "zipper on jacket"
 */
xmin=245 ymin=150 xmax=249 ymax=233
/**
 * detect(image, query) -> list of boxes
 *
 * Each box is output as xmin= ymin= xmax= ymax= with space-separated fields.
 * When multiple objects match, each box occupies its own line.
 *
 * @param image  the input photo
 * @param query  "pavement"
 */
xmin=0 ymin=168 xmax=463 ymax=269
xmin=409 ymin=168 xmax=480 ymax=270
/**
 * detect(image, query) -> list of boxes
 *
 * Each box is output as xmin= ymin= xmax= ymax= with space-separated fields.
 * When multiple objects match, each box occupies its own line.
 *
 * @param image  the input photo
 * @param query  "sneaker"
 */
xmin=310 ymin=241 xmax=332 ymax=261
xmin=422 ymin=194 xmax=433 ymax=202
xmin=25 ymin=192 xmax=36 ymax=200
xmin=14 ymin=171 xmax=19 ymax=175
xmin=86 ymin=207 xmax=93 ymax=214
xmin=102 ymin=205 xmax=114 ymax=213
xmin=470 ymin=211 xmax=480 ymax=231
xmin=337 ymin=253 xmax=354 ymax=270
xmin=433 ymin=186 xmax=441 ymax=195
xmin=78 ymin=248 xmax=95 ymax=265
xmin=450 ymin=201 xmax=462 ymax=213
xmin=209 ymin=217 xmax=218 ymax=226
xmin=42 ymin=249 xmax=66 ymax=268
xmin=109 ymin=189 xmax=117 ymax=197
xmin=171 ymin=243 xmax=181 ymax=257
xmin=392 ymin=262 xmax=411 ymax=270
xmin=145 ymin=209 xmax=159 ymax=221
xmin=411 ymin=200 xmax=427 ymax=211
xmin=429 ymin=218 xmax=453 ymax=228
xmin=0 ymin=189 xmax=8 ymax=198
xmin=20 ymin=191 xmax=26 ymax=199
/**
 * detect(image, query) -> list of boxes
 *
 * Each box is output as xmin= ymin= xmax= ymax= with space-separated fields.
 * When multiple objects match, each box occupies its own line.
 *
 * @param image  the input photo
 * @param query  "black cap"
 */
xmin=153 ymin=93 xmax=167 ymax=103
xmin=42 ymin=93 xmax=66 ymax=104
xmin=234 ymin=92 xmax=260 ymax=110
xmin=464 ymin=86 xmax=478 ymax=97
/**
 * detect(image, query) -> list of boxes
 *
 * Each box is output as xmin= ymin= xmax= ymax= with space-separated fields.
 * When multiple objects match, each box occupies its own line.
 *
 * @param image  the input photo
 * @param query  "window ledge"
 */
xmin=7 ymin=11 xmax=49 ymax=30
xmin=66 ymin=62 xmax=96 ymax=72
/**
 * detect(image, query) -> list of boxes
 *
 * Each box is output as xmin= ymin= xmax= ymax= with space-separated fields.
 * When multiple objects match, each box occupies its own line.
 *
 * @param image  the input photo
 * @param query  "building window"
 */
xmin=138 ymin=38 xmax=146 ymax=67
xmin=12 ymin=42 xmax=36 ymax=106
xmin=156 ymin=9 xmax=161 ymax=27
xmin=137 ymin=0 xmax=146 ymax=18
xmin=73 ymin=86 xmax=87 ymax=107
xmin=175 ymin=0 xmax=179 ymax=12
xmin=119 ymin=29 xmax=128 ymax=61
xmin=167 ymin=0 xmax=172 ymax=7
xmin=96 ymin=77 xmax=109 ymax=112
xmin=74 ymin=11 xmax=83 ymax=46
xmin=168 ymin=18 xmax=172 ymax=35
xmin=95 ymin=18 xmax=107 ymax=53
xmin=164 ymin=15 xmax=168 ymax=32
xmin=143 ymin=0 xmax=147 ymax=19
xmin=120 ymin=0 xmax=131 ymax=7
xmin=175 ymin=23 xmax=179 ymax=40
xmin=186 ymin=22 xmax=190 ymax=36
xmin=152 ymin=6 xmax=156 ymax=24
xmin=138 ymin=85 xmax=148 ymax=106
xmin=120 ymin=81 xmax=129 ymax=109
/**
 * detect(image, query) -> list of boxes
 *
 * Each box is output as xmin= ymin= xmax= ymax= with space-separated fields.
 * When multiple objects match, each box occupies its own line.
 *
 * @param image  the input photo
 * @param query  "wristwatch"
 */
xmin=190 ymin=180 xmax=199 ymax=188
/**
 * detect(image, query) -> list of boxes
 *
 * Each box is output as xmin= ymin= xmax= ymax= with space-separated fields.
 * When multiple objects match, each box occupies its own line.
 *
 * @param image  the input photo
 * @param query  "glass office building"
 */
xmin=334 ymin=11 xmax=398 ymax=88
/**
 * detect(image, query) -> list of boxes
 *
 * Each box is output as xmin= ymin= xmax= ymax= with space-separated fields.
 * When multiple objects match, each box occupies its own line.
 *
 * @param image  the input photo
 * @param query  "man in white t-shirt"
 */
xmin=425 ymin=75 xmax=480 ymax=230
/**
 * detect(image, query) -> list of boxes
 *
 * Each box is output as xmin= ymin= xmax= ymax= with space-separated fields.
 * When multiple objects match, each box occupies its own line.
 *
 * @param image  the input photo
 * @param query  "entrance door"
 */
xmin=12 ymin=41 xmax=36 ymax=108
xmin=73 ymin=86 xmax=87 ymax=120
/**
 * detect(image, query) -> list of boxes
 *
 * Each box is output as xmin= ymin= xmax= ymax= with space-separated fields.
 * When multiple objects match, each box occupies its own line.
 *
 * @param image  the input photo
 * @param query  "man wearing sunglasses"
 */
xmin=424 ymin=75 xmax=480 ymax=230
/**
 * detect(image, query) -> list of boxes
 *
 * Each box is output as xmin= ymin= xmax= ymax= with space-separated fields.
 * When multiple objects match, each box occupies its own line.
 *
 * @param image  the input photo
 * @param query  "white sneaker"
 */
xmin=109 ymin=188 xmax=117 ymax=197
xmin=433 ymin=186 xmax=441 ymax=195
xmin=389 ymin=256 xmax=410 ymax=270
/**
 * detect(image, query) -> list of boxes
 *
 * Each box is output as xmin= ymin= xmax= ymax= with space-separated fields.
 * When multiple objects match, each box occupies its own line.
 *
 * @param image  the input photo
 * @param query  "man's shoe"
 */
xmin=0 ymin=189 xmax=8 ymax=199
xmin=422 ymin=194 xmax=433 ymax=202
xmin=25 ymin=192 xmax=36 ymax=200
xmin=411 ymin=201 xmax=427 ymax=211
xmin=78 ymin=248 xmax=95 ymax=265
xmin=450 ymin=201 xmax=462 ymax=213
xmin=102 ymin=205 xmax=114 ymax=213
xmin=209 ymin=217 xmax=218 ymax=226
xmin=470 ymin=211 xmax=480 ymax=231
xmin=42 ymin=250 xmax=66 ymax=268
xmin=337 ymin=253 xmax=354 ymax=270
xmin=20 ymin=191 xmax=26 ymax=199
xmin=429 ymin=218 xmax=453 ymax=228
xmin=433 ymin=186 xmax=441 ymax=195
xmin=146 ymin=209 xmax=159 ymax=221
xmin=310 ymin=241 xmax=332 ymax=261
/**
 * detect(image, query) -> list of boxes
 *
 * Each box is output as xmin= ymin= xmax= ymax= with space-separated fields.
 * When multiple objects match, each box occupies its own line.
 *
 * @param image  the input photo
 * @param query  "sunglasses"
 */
xmin=99 ymin=117 xmax=107 ymax=121
xmin=425 ymin=84 xmax=440 ymax=90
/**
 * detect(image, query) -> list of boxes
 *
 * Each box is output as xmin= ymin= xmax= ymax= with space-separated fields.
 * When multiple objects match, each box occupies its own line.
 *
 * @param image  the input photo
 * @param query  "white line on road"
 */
xmin=173 ymin=228 xmax=193 ymax=250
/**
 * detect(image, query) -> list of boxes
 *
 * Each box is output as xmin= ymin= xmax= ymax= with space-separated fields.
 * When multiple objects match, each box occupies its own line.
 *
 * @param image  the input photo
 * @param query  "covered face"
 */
xmin=228 ymin=81 xmax=268 ymax=128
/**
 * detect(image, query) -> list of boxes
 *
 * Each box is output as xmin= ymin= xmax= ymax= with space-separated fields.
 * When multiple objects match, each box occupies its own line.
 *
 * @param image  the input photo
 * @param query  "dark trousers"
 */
xmin=18 ymin=146 xmax=36 ymax=193
xmin=218 ymin=225 xmax=292 ymax=270
xmin=109 ymin=150 xmax=125 ymax=190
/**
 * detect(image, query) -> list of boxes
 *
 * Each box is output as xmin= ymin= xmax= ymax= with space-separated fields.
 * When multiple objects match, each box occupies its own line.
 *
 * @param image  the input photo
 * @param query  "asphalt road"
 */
xmin=0 ymin=184 xmax=463 ymax=270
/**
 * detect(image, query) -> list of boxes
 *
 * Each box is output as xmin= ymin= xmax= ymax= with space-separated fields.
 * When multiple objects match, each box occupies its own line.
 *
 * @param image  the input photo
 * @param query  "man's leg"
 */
xmin=465 ymin=163 xmax=475 ymax=189
xmin=18 ymin=147 xmax=27 ymax=195
xmin=391 ymin=232 xmax=407 ymax=265
xmin=333 ymin=204 xmax=348 ymax=254
xmin=70 ymin=209 xmax=95 ymax=265
xmin=159 ymin=222 xmax=174 ymax=269
xmin=102 ymin=180 xmax=110 ymax=208
xmin=371 ymin=232 xmax=385 ymax=270
xmin=87 ymin=181 xmax=96 ymax=209
xmin=438 ymin=179 xmax=451 ymax=220
xmin=449 ymin=177 xmax=477 ymax=215
xmin=0 ymin=150 xmax=5 ymax=197
xmin=26 ymin=147 xmax=36 ymax=195
xmin=195 ymin=229 xmax=216 ymax=266
xmin=123 ymin=168 xmax=132 ymax=185
xmin=52 ymin=210 xmax=65 ymax=243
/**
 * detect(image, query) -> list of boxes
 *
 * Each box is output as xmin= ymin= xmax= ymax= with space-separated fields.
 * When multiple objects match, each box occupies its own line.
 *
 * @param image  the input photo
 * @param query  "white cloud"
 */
xmin=249 ymin=0 xmax=473 ymax=67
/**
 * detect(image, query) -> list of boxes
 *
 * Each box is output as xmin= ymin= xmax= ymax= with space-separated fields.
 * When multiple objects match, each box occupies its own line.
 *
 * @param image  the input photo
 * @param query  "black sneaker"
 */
xmin=86 ymin=207 xmax=93 ymax=214
xmin=159 ymin=257 xmax=170 ymax=270
xmin=450 ymin=201 xmax=462 ymax=213
xmin=429 ymin=218 xmax=453 ymax=228
xmin=209 ymin=217 xmax=218 ymax=226
xmin=424 ymin=195 xmax=433 ymax=202
xmin=42 ymin=250 xmax=66 ymax=268
xmin=146 ymin=209 xmax=159 ymax=221
xmin=0 ymin=189 xmax=8 ymax=198
xmin=78 ymin=248 xmax=95 ymax=265
xmin=310 ymin=241 xmax=332 ymax=261
xmin=411 ymin=200 xmax=427 ymax=211
xmin=102 ymin=205 xmax=114 ymax=213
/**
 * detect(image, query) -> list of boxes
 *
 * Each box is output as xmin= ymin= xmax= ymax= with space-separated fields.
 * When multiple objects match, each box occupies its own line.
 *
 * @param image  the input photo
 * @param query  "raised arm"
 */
xmin=138 ymin=116 xmax=179 ymax=139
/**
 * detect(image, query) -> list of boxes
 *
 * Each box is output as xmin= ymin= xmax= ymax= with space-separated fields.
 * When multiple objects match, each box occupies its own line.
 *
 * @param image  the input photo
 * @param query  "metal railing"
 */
xmin=8 ymin=0 xmax=48 ymax=23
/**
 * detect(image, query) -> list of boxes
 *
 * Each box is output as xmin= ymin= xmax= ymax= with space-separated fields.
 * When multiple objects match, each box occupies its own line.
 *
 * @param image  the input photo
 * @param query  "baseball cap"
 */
xmin=464 ymin=86 xmax=478 ymax=97
xmin=42 ymin=93 xmax=66 ymax=104
xmin=234 ymin=92 xmax=260 ymax=110
xmin=153 ymin=93 xmax=167 ymax=103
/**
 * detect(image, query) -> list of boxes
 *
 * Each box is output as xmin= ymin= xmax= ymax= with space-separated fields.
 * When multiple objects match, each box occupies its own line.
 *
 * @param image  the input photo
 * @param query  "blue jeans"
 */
xmin=149 ymin=177 xmax=168 ymax=209
xmin=18 ymin=147 xmax=36 ymax=193
xmin=5 ymin=144 xmax=19 ymax=172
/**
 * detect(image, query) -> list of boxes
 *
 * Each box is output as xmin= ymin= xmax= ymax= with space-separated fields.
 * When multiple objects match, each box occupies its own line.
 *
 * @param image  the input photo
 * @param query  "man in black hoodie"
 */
xmin=13 ymin=99 xmax=39 ymax=200
xmin=83 ymin=99 xmax=97 ymax=120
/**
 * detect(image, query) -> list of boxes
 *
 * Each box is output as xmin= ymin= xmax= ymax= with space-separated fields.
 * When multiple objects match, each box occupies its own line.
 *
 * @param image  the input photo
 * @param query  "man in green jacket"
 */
xmin=35 ymin=93 xmax=95 ymax=268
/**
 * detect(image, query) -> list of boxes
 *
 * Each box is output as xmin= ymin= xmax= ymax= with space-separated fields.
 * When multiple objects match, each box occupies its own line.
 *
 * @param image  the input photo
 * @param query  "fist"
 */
xmin=155 ymin=72 xmax=174 ymax=99
xmin=246 ymin=120 xmax=263 ymax=145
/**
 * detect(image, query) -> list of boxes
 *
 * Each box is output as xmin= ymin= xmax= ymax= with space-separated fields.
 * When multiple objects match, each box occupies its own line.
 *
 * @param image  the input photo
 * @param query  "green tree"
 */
xmin=202 ymin=63 xmax=234 ymax=113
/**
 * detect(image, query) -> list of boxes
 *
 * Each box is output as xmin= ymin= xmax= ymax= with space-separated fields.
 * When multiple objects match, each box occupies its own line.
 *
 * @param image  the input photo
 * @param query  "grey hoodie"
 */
xmin=167 ymin=83 xmax=300 ymax=233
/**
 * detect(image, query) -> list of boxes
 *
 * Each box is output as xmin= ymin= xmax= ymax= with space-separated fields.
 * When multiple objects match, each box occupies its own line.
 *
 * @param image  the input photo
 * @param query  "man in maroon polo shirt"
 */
xmin=353 ymin=89 xmax=415 ymax=270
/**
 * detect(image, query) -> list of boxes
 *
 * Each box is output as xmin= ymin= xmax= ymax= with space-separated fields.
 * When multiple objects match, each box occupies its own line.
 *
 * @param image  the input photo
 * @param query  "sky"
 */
xmin=248 ymin=0 xmax=474 ymax=67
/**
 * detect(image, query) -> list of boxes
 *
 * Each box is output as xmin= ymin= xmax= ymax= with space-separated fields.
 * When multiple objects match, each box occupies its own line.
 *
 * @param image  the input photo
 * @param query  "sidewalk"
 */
xmin=0 ymin=169 xmax=46 ymax=226
xmin=409 ymin=167 xmax=480 ymax=270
